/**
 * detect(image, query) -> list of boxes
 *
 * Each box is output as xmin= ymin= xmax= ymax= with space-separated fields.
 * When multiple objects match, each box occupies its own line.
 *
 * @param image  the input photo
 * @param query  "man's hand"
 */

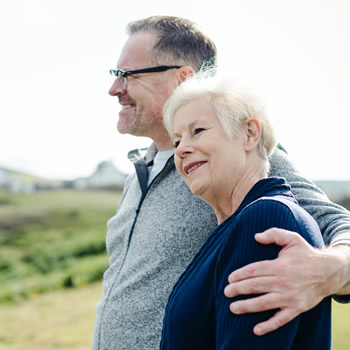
xmin=224 ymin=228 xmax=350 ymax=336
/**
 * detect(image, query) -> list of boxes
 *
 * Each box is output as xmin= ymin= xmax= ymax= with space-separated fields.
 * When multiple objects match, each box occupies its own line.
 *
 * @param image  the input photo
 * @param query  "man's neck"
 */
xmin=153 ymin=135 xmax=174 ymax=152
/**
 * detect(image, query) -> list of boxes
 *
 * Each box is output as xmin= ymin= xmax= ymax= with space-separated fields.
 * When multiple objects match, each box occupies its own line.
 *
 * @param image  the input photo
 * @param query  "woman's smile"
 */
xmin=184 ymin=161 xmax=208 ymax=176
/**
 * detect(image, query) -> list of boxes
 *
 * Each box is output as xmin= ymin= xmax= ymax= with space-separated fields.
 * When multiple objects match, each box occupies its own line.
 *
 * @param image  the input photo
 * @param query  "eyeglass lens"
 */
xmin=110 ymin=70 xmax=127 ymax=90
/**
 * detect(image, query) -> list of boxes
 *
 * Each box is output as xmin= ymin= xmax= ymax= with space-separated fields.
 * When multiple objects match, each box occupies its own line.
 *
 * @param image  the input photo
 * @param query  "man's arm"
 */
xmin=270 ymin=145 xmax=350 ymax=302
xmin=224 ymin=228 xmax=350 ymax=336
xmin=224 ymin=145 xmax=350 ymax=335
xmin=269 ymin=145 xmax=350 ymax=246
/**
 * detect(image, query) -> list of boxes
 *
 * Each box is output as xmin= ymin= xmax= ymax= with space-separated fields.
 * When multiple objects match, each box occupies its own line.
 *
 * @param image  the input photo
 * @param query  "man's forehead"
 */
xmin=117 ymin=32 xmax=156 ymax=70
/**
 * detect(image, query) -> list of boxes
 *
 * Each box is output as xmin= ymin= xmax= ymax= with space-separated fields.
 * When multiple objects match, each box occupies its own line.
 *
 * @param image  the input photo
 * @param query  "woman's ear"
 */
xmin=175 ymin=66 xmax=195 ymax=84
xmin=244 ymin=119 xmax=262 ymax=151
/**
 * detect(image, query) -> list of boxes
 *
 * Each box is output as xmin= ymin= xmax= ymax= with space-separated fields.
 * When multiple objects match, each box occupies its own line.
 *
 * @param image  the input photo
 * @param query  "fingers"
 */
xmin=253 ymin=308 xmax=298 ymax=336
xmin=228 ymin=228 xmax=310 ymax=285
xmin=227 ymin=293 xmax=301 ymax=336
xmin=228 ymin=292 xmax=286 ymax=315
xmin=255 ymin=228 xmax=305 ymax=247
xmin=227 ymin=260 xmax=275 ymax=284
xmin=225 ymin=276 xmax=278 ymax=298
xmin=223 ymin=228 xmax=324 ymax=336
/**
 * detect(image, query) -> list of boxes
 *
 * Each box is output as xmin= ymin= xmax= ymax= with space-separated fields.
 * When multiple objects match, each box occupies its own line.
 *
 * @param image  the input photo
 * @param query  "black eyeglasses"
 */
xmin=109 ymin=65 xmax=182 ymax=90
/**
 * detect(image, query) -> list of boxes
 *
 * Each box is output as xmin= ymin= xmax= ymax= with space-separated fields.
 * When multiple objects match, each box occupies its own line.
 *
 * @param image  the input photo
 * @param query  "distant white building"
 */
xmin=73 ymin=161 xmax=127 ymax=190
xmin=0 ymin=162 xmax=127 ymax=193
xmin=315 ymin=180 xmax=350 ymax=203
xmin=0 ymin=168 xmax=10 ymax=185
xmin=0 ymin=168 xmax=34 ymax=193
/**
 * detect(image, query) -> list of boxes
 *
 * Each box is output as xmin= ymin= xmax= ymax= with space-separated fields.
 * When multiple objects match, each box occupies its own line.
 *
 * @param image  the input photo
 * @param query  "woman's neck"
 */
xmin=211 ymin=167 xmax=266 ymax=225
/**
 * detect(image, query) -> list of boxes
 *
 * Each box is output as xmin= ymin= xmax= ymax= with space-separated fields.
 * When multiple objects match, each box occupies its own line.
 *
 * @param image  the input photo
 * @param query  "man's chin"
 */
xmin=116 ymin=122 xmax=138 ymax=136
xmin=116 ymin=126 xmax=130 ymax=134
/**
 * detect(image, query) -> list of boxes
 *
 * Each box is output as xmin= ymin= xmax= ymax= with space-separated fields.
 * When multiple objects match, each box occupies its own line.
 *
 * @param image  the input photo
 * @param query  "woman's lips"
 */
xmin=184 ymin=161 xmax=207 ymax=176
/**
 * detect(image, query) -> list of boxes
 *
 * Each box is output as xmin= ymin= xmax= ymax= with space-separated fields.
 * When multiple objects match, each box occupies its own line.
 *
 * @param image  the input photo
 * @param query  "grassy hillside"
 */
xmin=0 ymin=166 xmax=63 ymax=187
xmin=0 ymin=283 xmax=349 ymax=350
xmin=0 ymin=188 xmax=120 ymax=303
xmin=0 ymin=282 xmax=102 ymax=350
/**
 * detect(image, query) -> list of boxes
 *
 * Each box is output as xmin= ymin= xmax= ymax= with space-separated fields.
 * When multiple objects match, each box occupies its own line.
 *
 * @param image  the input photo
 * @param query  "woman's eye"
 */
xmin=194 ymin=128 xmax=205 ymax=135
xmin=173 ymin=140 xmax=180 ymax=148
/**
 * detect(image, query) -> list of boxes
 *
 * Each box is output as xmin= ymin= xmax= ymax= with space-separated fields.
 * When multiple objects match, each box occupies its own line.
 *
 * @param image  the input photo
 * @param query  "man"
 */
xmin=92 ymin=16 xmax=350 ymax=350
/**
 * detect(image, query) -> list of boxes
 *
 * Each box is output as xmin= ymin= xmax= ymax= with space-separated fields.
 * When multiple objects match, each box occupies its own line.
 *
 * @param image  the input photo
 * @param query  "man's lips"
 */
xmin=119 ymin=104 xmax=136 ymax=117
xmin=121 ymin=104 xmax=134 ymax=110
xmin=184 ymin=161 xmax=207 ymax=176
xmin=119 ymin=97 xmax=136 ymax=110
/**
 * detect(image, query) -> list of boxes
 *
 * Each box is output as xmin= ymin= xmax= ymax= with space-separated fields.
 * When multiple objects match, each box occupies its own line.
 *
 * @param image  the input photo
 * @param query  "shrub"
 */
xmin=0 ymin=189 xmax=120 ymax=304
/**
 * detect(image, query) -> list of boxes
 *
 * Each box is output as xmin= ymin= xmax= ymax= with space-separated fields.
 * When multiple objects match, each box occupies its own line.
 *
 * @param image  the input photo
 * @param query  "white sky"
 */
xmin=1 ymin=0 xmax=350 ymax=180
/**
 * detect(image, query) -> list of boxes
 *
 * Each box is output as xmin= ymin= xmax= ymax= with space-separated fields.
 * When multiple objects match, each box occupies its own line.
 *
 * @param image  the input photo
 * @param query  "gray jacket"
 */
xmin=92 ymin=144 xmax=350 ymax=350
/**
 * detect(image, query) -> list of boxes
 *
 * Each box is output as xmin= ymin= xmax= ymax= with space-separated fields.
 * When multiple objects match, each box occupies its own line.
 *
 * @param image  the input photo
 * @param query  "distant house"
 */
xmin=0 ymin=162 xmax=127 ymax=193
xmin=0 ymin=168 xmax=34 ymax=193
xmin=0 ymin=168 xmax=11 ymax=186
xmin=315 ymin=180 xmax=350 ymax=203
xmin=72 ymin=161 xmax=127 ymax=190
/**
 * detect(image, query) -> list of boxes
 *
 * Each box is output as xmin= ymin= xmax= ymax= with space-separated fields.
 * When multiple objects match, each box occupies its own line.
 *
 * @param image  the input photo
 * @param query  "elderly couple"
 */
xmin=92 ymin=16 xmax=350 ymax=350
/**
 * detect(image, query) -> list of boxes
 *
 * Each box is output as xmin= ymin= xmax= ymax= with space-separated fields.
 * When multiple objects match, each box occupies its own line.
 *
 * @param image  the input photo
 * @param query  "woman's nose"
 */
xmin=175 ymin=139 xmax=193 ymax=159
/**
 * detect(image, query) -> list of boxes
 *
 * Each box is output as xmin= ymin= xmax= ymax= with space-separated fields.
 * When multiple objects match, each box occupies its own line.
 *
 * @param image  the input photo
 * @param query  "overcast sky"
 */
xmin=1 ymin=0 xmax=350 ymax=180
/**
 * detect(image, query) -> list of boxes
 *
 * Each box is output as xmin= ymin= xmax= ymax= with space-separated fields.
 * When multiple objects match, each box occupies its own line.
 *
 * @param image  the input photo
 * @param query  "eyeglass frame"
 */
xmin=109 ymin=65 xmax=182 ymax=89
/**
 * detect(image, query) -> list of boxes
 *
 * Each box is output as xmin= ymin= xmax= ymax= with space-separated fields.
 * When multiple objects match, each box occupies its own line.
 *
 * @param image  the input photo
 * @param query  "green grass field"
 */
xmin=0 ymin=188 xmax=120 ymax=303
xmin=0 ymin=188 xmax=349 ymax=349
xmin=0 ymin=283 xmax=349 ymax=350
xmin=0 ymin=283 xmax=102 ymax=350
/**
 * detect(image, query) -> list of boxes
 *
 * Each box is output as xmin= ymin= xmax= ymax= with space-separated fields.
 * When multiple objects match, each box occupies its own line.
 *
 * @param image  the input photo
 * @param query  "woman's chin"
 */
xmin=190 ymin=184 xmax=207 ymax=200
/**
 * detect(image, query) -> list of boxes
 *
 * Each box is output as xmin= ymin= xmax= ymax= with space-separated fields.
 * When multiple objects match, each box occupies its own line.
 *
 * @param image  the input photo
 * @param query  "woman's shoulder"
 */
xmin=237 ymin=195 xmax=324 ymax=248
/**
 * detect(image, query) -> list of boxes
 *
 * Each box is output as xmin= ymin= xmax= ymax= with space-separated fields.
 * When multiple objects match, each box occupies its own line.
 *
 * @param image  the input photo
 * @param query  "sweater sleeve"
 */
xmin=269 ymin=145 xmax=350 ymax=246
xmin=214 ymin=199 xmax=331 ymax=350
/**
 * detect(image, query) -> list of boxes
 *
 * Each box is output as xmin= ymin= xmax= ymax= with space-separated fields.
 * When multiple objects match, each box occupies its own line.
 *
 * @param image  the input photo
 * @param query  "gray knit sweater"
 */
xmin=92 ymin=145 xmax=350 ymax=350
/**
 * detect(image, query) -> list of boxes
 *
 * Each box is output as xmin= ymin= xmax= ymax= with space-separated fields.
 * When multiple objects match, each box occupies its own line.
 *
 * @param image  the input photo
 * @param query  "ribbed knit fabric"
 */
xmin=160 ymin=177 xmax=331 ymax=350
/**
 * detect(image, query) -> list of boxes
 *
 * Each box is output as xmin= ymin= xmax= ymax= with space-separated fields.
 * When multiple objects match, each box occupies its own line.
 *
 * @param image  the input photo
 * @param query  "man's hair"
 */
xmin=163 ymin=67 xmax=276 ymax=166
xmin=127 ymin=16 xmax=217 ymax=72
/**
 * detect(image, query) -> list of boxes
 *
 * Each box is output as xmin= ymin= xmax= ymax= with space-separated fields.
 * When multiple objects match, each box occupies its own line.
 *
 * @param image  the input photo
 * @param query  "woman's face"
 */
xmin=173 ymin=99 xmax=247 ymax=202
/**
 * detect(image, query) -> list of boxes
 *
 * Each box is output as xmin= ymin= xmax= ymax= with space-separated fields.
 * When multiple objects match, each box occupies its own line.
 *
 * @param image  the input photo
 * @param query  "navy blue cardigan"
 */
xmin=160 ymin=177 xmax=331 ymax=349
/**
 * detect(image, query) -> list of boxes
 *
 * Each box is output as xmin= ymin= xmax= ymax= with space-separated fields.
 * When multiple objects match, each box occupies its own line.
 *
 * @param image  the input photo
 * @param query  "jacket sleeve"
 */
xmin=215 ymin=199 xmax=331 ymax=349
xmin=269 ymin=145 xmax=350 ymax=246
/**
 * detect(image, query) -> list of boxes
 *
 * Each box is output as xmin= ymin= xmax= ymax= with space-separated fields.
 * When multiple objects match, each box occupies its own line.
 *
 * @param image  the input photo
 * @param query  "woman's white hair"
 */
xmin=163 ymin=67 xmax=276 ymax=162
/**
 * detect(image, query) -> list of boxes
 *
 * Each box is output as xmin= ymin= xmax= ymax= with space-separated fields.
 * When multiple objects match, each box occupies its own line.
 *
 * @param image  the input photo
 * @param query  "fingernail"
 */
xmin=255 ymin=326 xmax=262 ymax=335
xmin=230 ymin=304 xmax=240 ymax=314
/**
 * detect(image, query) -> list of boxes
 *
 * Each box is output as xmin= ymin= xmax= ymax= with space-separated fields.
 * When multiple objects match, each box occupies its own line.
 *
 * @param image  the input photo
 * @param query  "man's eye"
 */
xmin=173 ymin=140 xmax=180 ymax=148
xmin=194 ymin=128 xmax=205 ymax=135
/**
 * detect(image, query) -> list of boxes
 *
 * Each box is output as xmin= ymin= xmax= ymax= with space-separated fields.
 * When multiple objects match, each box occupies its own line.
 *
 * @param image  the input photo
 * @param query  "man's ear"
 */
xmin=244 ymin=119 xmax=262 ymax=151
xmin=175 ymin=66 xmax=195 ymax=84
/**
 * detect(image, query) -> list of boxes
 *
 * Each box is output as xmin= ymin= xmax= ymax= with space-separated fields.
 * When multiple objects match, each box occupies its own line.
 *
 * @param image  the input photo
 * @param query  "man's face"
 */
xmin=109 ymin=32 xmax=179 ymax=142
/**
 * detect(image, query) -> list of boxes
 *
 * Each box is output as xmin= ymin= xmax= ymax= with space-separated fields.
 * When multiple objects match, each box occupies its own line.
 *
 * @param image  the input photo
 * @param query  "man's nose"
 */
xmin=109 ymin=78 xmax=126 ymax=96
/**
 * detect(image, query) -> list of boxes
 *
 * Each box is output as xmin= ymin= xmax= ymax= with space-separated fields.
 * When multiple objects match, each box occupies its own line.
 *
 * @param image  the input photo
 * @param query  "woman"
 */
xmin=160 ymin=70 xmax=331 ymax=349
